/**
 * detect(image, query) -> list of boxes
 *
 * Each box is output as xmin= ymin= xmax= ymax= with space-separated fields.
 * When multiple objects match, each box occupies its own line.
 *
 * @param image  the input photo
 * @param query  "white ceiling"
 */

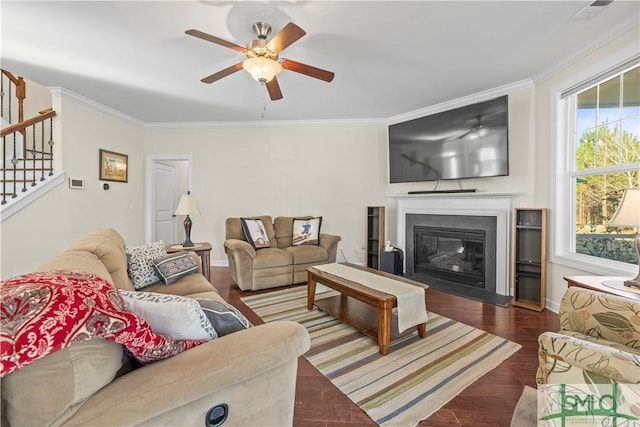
xmin=2 ymin=1 xmax=639 ymax=125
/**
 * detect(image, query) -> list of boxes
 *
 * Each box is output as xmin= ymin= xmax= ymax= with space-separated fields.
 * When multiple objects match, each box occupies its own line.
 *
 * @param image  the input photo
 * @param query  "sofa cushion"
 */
xmin=253 ymin=248 xmax=293 ymax=269
xmin=35 ymin=250 xmax=115 ymax=284
xmin=125 ymin=241 xmax=167 ymax=289
xmin=2 ymin=339 xmax=123 ymax=427
xmin=152 ymin=251 xmax=198 ymax=285
xmin=273 ymin=216 xmax=296 ymax=248
xmin=196 ymin=298 xmax=252 ymax=336
xmin=241 ymin=218 xmax=271 ymax=249
xmin=119 ymin=291 xmax=216 ymax=341
xmin=292 ymin=217 xmax=322 ymax=246
xmin=285 ymin=245 xmax=329 ymax=264
xmin=144 ymin=272 xmax=217 ymax=296
xmin=66 ymin=228 xmax=135 ymax=291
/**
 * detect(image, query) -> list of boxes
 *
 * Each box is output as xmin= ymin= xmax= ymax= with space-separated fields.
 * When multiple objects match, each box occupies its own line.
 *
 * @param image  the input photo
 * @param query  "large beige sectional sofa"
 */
xmin=1 ymin=229 xmax=310 ymax=427
xmin=224 ymin=215 xmax=341 ymax=291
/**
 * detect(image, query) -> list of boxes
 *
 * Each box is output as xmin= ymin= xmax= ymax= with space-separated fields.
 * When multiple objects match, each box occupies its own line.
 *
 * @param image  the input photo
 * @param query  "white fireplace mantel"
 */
xmin=391 ymin=192 xmax=518 ymax=296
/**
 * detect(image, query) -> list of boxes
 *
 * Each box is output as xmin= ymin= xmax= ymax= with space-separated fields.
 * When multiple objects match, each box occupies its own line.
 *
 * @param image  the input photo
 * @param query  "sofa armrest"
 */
xmin=537 ymin=331 xmax=640 ymax=385
xmin=224 ymin=239 xmax=256 ymax=258
xmin=319 ymin=233 xmax=341 ymax=263
xmin=558 ymin=287 xmax=640 ymax=347
xmin=224 ymin=239 xmax=257 ymax=289
xmin=187 ymin=251 xmax=203 ymax=274
xmin=65 ymin=321 xmax=310 ymax=426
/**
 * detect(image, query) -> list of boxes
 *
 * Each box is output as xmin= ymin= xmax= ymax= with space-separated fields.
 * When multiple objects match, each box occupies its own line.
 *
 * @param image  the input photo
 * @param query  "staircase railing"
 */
xmin=0 ymin=109 xmax=57 ymax=205
xmin=1 ymin=69 xmax=58 ymax=208
xmin=1 ymin=69 xmax=26 ymax=125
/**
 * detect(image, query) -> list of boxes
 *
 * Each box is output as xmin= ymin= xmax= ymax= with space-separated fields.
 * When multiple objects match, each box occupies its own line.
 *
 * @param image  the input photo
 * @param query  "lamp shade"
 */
xmin=174 ymin=192 xmax=201 ymax=216
xmin=242 ymin=57 xmax=282 ymax=83
xmin=609 ymin=189 xmax=640 ymax=228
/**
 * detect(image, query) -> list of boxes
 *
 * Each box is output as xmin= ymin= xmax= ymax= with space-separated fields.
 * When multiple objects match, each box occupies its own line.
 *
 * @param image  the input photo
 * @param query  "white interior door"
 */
xmin=145 ymin=155 xmax=193 ymax=245
xmin=153 ymin=162 xmax=178 ymax=244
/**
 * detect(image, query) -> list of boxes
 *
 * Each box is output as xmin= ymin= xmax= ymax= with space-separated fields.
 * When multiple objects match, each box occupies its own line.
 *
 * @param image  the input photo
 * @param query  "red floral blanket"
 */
xmin=0 ymin=271 xmax=204 ymax=377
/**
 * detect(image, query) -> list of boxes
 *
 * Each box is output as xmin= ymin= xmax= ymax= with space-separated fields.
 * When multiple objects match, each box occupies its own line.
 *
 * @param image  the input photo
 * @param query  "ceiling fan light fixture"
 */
xmin=242 ymin=57 xmax=282 ymax=83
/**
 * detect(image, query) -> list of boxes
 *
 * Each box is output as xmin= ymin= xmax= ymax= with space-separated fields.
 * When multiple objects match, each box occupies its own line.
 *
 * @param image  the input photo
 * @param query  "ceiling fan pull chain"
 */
xmin=261 ymin=89 xmax=267 ymax=119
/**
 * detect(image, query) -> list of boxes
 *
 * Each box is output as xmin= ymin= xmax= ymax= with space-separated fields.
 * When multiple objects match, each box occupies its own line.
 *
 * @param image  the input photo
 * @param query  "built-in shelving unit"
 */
xmin=512 ymin=208 xmax=547 ymax=311
xmin=366 ymin=206 xmax=385 ymax=269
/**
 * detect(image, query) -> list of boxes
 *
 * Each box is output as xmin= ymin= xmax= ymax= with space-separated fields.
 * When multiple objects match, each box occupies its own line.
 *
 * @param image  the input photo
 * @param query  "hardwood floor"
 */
xmin=211 ymin=267 xmax=559 ymax=427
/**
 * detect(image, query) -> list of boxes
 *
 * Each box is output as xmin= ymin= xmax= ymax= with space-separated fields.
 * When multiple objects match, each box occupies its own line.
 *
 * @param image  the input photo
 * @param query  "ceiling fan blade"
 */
xmin=265 ymin=22 xmax=306 ymax=53
xmin=456 ymin=129 xmax=473 ymax=139
xmin=186 ymin=29 xmax=247 ymax=53
xmin=281 ymin=59 xmax=334 ymax=82
xmin=201 ymin=62 xmax=244 ymax=84
xmin=266 ymin=77 xmax=283 ymax=101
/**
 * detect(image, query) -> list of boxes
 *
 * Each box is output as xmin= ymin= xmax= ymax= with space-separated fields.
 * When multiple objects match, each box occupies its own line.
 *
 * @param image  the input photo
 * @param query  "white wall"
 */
xmin=0 ymin=93 xmax=145 ymax=279
xmin=143 ymin=125 xmax=389 ymax=264
xmin=23 ymin=79 xmax=52 ymax=120
xmin=533 ymin=25 xmax=640 ymax=310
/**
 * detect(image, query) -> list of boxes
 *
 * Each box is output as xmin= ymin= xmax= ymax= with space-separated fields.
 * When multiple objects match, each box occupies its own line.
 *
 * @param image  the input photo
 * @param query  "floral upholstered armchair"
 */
xmin=537 ymin=287 xmax=640 ymax=386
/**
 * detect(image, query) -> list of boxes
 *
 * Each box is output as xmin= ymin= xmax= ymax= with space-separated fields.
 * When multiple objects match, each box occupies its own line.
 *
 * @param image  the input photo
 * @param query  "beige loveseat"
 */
xmin=1 ymin=229 xmax=310 ymax=427
xmin=537 ymin=287 xmax=640 ymax=386
xmin=224 ymin=216 xmax=341 ymax=291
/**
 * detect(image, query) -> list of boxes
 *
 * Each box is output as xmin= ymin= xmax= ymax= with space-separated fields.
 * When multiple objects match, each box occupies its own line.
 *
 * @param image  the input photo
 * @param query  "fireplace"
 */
xmin=406 ymin=214 xmax=497 ymax=293
xmin=414 ymin=226 xmax=485 ymax=288
xmin=393 ymin=192 xmax=516 ymax=298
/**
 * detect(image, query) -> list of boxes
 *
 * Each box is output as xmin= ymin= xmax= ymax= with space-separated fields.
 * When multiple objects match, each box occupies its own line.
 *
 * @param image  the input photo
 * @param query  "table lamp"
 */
xmin=608 ymin=188 xmax=640 ymax=288
xmin=174 ymin=191 xmax=201 ymax=247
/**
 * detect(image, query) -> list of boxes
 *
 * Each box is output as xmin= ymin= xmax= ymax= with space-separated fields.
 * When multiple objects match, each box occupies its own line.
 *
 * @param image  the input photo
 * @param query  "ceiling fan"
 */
xmin=185 ymin=22 xmax=335 ymax=101
xmin=441 ymin=115 xmax=490 ymax=141
xmin=457 ymin=116 xmax=489 ymax=140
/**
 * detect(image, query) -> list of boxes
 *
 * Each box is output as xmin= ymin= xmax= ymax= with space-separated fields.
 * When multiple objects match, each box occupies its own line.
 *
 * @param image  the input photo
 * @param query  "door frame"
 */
xmin=145 ymin=154 xmax=194 ymax=244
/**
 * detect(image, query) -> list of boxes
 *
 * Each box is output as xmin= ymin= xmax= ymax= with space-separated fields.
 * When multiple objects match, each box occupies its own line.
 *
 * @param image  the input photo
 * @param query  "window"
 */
xmin=554 ymin=59 xmax=640 ymax=275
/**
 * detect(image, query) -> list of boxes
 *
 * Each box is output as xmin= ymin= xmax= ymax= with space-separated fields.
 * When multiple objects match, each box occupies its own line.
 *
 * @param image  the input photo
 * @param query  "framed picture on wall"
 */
xmin=99 ymin=149 xmax=128 ymax=183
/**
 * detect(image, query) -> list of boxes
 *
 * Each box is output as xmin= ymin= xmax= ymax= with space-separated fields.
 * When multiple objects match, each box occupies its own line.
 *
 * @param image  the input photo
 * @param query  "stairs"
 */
xmin=1 ymin=70 xmax=62 ymax=222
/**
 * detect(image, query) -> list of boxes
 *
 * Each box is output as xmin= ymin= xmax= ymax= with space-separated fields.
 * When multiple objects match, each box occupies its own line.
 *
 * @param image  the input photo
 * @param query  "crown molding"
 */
xmin=141 ymin=117 xmax=387 ymax=129
xmin=47 ymin=87 xmax=386 ymax=128
xmin=48 ymin=87 xmax=145 ymax=128
xmin=386 ymin=78 xmax=534 ymax=126
xmin=533 ymin=18 xmax=639 ymax=84
xmin=48 ymin=80 xmax=535 ymax=130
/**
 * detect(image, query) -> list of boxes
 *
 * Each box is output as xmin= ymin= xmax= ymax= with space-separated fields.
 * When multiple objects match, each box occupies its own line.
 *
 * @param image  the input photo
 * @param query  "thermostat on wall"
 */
xmin=69 ymin=178 xmax=84 ymax=189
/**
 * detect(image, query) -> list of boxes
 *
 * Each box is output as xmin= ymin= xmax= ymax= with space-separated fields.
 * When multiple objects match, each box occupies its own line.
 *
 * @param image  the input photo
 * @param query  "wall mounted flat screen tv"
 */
xmin=388 ymin=95 xmax=509 ymax=183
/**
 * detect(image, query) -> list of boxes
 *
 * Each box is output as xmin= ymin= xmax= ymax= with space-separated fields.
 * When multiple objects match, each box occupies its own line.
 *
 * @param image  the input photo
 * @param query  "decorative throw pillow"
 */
xmin=292 ymin=217 xmax=322 ymax=246
xmin=119 ymin=291 xmax=217 ymax=341
xmin=152 ymin=251 xmax=198 ymax=285
xmin=241 ymin=218 xmax=271 ymax=249
xmin=196 ymin=298 xmax=252 ymax=337
xmin=125 ymin=241 xmax=167 ymax=289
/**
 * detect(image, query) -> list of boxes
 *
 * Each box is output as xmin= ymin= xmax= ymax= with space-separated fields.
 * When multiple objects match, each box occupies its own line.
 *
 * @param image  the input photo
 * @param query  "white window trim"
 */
xmin=550 ymin=52 xmax=639 ymax=277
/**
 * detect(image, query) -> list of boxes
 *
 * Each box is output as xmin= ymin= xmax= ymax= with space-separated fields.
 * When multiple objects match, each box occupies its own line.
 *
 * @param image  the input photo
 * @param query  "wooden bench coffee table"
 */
xmin=306 ymin=263 xmax=428 ymax=355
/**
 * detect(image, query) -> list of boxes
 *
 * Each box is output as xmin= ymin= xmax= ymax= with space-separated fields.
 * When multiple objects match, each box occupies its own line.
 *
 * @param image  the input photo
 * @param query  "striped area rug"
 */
xmin=242 ymin=287 xmax=522 ymax=427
